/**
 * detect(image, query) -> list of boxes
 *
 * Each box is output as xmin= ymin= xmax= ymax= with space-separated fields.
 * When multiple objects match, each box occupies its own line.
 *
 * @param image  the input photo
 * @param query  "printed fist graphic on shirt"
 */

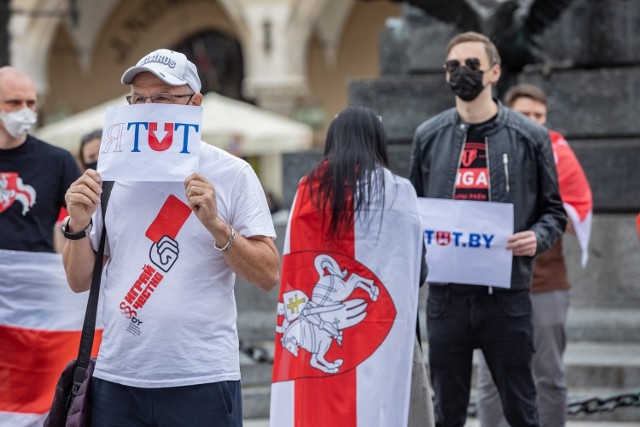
xmin=149 ymin=235 xmax=179 ymax=273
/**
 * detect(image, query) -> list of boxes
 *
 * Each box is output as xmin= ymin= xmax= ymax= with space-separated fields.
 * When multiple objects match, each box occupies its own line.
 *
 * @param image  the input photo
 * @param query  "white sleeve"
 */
xmin=229 ymin=164 xmax=277 ymax=240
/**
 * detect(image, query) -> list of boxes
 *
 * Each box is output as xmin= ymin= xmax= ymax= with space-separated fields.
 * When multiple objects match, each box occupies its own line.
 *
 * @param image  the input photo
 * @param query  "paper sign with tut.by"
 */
xmin=98 ymin=104 xmax=202 ymax=181
xmin=417 ymin=198 xmax=514 ymax=288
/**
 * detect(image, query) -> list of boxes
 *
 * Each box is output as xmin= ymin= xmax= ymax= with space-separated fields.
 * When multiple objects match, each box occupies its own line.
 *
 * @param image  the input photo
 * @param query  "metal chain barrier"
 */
xmin=467 ymin=389 xmax=640 ymax=418
xmin=237 ymin=343 xmax=640 ymax=417
xmin=239 ymin=340 xmax=273 ymax=364
xmin=567 ymin=390 xmax=640 ymax=415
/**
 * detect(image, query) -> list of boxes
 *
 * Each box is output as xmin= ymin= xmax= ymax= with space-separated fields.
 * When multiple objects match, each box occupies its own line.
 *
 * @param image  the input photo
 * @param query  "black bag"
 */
xmin=46 ymin=358 xmax=95 ymax=427
xmin=44 ymin=182 xmax=113 ymax=427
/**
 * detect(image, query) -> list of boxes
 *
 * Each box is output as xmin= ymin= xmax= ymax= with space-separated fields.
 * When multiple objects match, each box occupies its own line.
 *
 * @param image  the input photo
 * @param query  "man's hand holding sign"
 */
xmin=506 ymin=230 xmax=537 ymax=257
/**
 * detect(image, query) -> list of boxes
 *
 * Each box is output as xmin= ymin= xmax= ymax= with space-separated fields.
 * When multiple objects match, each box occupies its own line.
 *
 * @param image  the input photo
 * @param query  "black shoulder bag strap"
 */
xmin=69 ymin=181 xmax=114 ymax=402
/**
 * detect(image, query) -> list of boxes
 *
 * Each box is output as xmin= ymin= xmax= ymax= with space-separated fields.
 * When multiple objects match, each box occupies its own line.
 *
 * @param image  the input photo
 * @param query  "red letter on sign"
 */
xmin=148 ymin=122 xmax=174 ymax=151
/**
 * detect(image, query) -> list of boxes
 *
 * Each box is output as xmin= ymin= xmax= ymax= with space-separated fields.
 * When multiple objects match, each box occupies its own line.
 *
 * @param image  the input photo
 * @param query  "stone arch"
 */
xmin=305 ymin=1 xmax=402 ymax=133
xmin=40 ymin=0 xmax=243 ymax=121
xmin=10 ymin=0 xmax=249 ymax=100
xmin=9 ymin=0 xmax=68 ymax=94
xmin=172 ymin=30 xmax=245 ymax=100
xmin=312 ymin=0 xmax=356 ymax=69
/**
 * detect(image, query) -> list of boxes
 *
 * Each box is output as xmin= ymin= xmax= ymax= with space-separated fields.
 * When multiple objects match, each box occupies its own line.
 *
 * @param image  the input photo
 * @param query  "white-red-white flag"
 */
xmin=0 ymin=250 xmax=102 ymax=426
xmin=270 ymin=169 xmax=421 ymax=427
xmin=550 ymin=131 xmax=593 ymax=266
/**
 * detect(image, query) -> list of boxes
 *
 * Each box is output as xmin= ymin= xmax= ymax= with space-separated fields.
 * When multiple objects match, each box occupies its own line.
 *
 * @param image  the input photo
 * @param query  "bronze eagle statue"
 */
xmin=364 ymin=0 xmax=575 ymax=93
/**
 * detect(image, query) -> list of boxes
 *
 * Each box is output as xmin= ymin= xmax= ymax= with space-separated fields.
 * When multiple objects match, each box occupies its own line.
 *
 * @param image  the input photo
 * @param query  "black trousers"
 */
xmin=90 ymin=377 xmax=242 ymax=427
xmin=427 ymin=285 xmax=539 ymax=427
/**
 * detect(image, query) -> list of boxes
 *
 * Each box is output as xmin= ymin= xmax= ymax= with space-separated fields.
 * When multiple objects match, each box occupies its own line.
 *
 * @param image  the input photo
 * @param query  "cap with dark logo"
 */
xmin=121 ymin=49 xmax=202 ymax=93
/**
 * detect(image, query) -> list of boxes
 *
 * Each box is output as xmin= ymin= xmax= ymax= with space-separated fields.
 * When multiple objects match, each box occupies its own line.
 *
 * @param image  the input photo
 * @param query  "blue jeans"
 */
xmin=90 ymin=378 xmax=242 ymax=427
xmin=427 ymin=285 xmax=539 ymax=427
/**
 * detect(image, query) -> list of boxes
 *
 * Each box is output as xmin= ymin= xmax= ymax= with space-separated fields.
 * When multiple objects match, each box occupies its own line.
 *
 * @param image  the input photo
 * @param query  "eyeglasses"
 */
xmin=444 ymin=58 xmax=482 ymax=73
xmin=126 ymin=93 xmax=194 ymax=105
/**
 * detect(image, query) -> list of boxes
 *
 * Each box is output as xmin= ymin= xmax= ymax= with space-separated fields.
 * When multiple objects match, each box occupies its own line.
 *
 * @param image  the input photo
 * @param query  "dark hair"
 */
xmin=503 ymin=83 xmax=548 ymax=107
xmin=446 ymin=31 xmax=501 ymax=66
xmin=306 ymin=106 xmax=389 ymax=239
xmin=78 ymin=129 xmax=102 ymax=166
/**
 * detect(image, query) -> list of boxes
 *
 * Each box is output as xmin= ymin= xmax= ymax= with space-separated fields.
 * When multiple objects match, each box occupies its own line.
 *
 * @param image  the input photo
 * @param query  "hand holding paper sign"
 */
xmin=506 ymin=230 xmax=537 ymax=256
xmin=64 ymin=169 xmax=103 ymax=232
xmin=184 ymin=172 xmax=236 ymax=251
xmin=185 ymin=172 xmax=219 ymax=226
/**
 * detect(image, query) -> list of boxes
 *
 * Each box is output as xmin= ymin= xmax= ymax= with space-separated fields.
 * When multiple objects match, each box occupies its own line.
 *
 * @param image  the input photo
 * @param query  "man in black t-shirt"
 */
xmin=0 ymin=66 xmax=80 ymax=252
xmin=409 ymin=32 xmax=566 ymax=427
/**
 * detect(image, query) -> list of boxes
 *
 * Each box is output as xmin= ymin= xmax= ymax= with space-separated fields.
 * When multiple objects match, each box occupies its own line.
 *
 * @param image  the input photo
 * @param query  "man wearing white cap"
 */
xmin=62 ymin=49 xmax=280 ymax=426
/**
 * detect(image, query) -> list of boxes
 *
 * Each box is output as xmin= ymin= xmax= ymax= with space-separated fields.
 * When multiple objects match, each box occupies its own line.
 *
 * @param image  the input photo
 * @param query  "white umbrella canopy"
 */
xmin=199 ymin=92 xmax=312 ymax=156
xmin=34 ymin=95 xmax=128 ymax=156
xmin=34 ymin=92 xmax=312 ymax=157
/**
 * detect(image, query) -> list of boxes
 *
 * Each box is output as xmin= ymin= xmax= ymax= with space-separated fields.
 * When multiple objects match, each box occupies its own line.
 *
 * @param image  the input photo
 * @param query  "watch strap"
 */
xmin=62 ymin=217 xmax=92 ymax=240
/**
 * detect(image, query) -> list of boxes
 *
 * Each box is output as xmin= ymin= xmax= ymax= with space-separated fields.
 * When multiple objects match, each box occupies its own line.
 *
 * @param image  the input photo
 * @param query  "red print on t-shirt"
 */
xmin=455 ymin=141 xmax=489 ymax=201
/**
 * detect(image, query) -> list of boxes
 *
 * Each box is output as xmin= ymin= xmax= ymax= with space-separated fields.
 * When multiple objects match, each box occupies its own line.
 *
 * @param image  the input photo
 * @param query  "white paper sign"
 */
xmin=417 ymin=198 xmax=514 ymax=288
xmin=98 ymin=104 xmax=202 ymax=181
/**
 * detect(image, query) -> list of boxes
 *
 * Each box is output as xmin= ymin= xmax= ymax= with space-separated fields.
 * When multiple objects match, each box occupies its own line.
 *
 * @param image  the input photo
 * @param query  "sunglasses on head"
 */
xmin=444 ymin=57 xmax=482 ymax=73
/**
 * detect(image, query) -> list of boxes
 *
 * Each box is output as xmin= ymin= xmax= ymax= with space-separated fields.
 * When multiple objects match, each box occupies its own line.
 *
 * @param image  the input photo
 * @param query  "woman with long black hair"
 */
xmin=270 ymin=106 xmax=434 ymax=427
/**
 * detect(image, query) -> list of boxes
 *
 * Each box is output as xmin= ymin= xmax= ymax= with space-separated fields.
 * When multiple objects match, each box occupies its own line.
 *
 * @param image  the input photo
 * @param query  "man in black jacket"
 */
xmin=409 ymin=32 xmax=567 ymax=427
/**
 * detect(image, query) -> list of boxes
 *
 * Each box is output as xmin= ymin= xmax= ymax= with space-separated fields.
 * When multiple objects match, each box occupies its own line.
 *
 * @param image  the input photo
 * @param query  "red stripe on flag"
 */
xmin=550 ymin=130 xmax=592 ymax=221
xmin=0 ymin=325 xmax=102 ymax=414
xmin=287 ymin=181 xmax=357 ymax=427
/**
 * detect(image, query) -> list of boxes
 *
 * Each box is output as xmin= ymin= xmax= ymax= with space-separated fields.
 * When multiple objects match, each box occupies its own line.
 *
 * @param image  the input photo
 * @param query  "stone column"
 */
xmin=239 ymin=0 xmax=332 ymax=116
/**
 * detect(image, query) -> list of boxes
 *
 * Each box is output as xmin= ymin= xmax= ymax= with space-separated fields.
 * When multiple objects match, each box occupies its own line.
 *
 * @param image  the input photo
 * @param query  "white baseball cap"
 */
xmin=121 ymin=49 xmax=202 ymax=93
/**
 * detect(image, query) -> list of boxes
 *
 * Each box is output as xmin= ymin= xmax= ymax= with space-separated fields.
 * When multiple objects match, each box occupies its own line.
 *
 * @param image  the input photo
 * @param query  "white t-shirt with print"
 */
xmin=89 ymin=141 xmax=276 ymax=388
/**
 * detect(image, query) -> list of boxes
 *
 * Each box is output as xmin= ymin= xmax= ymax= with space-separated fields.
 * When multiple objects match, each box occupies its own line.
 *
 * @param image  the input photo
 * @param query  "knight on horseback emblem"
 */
xmin=276 ymin=254 xmax=379 ymax=374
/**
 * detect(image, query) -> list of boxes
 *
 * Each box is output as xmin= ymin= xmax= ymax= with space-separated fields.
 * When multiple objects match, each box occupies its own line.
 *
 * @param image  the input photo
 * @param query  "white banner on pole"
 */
xmin=98 ymin=104 xmax=202 ymax=181
xmin=417 ymin=198 xmax=514 ymax=288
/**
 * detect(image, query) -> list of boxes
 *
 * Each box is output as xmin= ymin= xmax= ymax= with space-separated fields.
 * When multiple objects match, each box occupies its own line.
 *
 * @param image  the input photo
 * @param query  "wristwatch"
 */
xmin=61 ymin=216 xmax=92 ymax=240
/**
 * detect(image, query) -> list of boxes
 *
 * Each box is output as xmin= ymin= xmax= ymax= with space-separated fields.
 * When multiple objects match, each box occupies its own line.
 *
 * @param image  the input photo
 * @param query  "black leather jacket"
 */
xmin=409 ymin=103 xmax=567 ymax=290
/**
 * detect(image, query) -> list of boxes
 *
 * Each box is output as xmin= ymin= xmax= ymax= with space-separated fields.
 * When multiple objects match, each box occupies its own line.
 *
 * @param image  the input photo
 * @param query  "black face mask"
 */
xmin=447 ymin=67 xmax=485 ymax=102
xmin=84 ymin=161 xmax=98 ymax=171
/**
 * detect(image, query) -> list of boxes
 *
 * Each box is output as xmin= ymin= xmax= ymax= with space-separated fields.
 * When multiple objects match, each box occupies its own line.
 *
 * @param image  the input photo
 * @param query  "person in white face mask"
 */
xmin=0 ymin=69 xmax=37 ymax=144
xmin=0 ymin=66 xmax=81 ymax=252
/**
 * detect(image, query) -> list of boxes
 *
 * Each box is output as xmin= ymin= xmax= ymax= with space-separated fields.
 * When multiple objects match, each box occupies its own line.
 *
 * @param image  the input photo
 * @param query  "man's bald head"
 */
xmin=0 ymin=66 xmax=35 ymax=91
